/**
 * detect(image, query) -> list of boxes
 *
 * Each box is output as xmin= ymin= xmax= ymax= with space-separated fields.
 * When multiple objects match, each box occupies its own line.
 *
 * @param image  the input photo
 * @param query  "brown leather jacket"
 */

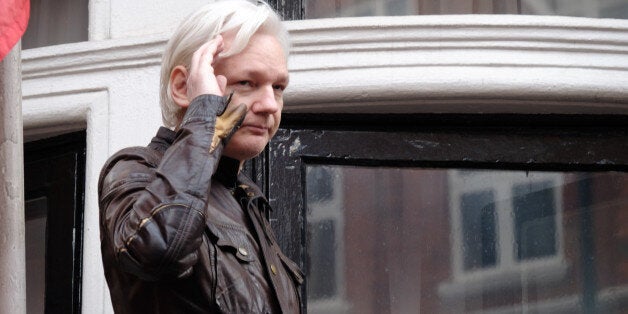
xmin=98 ymin=95 xmax=303 ymax=313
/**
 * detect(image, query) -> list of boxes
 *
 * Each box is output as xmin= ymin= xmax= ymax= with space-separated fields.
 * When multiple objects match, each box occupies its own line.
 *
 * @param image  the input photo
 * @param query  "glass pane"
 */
xmin=305 ymin=165 xmax=628 ymax=313
xmin=513 ymin=180 xmax=557 ymax=260
xmin=22 ymin=0 xmax=89 ymax=49
xmin=304 ymin=0 xmax=628 ymax=19
xmin=309 ymin=219 xmax=338 ymax=299
xmin=25 ymin=197 xmax=47 ymax=314
xmin=461 ymin=190 xmax=497 ymax=270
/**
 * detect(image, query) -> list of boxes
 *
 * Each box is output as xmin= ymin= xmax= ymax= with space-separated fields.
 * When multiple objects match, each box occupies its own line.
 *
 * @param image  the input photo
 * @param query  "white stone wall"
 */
xmin=20 ymin=1 xmax=628 ymax=312
xmin=109 ymin=0 xmax=209 ymax=39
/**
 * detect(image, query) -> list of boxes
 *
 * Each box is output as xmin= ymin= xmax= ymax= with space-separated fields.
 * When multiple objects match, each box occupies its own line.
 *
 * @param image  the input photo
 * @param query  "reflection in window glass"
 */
xmin=461 ymin=191 xmax=497 ymax=270
xmin=305 ymin=165 xmax=628 ymax=313
xmin=513 ymin=181 xmax=557 ymax=260
xmin=304 ymin=0 xmax=628 ymax=19
xmin=308 ymin=219 xmax=337 ymax=299
xmin=305 ymin=165 xmax=350 ymax=313
xmin=307 ymin=167 xmax=335 ymax=203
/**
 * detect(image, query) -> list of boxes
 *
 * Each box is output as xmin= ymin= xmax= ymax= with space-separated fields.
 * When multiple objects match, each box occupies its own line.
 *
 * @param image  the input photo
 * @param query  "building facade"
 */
xmin=17 ymin=0 xmax=628 ymax=312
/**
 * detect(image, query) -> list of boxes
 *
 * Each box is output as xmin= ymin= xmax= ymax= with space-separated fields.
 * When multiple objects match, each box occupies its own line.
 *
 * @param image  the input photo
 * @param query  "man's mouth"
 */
xmin=241 ymin=123 xmax=268 ymax=135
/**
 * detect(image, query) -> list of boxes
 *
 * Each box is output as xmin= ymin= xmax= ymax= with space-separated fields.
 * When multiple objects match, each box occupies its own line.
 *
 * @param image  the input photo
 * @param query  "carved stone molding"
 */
xmin=284 ymin=15 xmax=628 ymax=113
xmin=23 ymin=15 xmax=628 ymax=114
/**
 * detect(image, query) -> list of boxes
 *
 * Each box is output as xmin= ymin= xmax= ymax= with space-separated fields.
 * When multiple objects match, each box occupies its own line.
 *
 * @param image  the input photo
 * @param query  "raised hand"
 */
xmin=186 ymin=35 xmax=227 ymax=100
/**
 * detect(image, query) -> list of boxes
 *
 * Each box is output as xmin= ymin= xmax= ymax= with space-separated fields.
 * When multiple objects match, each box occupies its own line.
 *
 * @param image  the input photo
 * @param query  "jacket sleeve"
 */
xmin=98 ymin=95 xmax=228 ymax=281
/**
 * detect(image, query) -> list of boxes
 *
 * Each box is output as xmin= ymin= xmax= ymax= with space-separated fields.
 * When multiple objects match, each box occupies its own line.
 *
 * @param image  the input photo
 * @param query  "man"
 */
xmin=98 ymin=1 xmax=302 ymax=313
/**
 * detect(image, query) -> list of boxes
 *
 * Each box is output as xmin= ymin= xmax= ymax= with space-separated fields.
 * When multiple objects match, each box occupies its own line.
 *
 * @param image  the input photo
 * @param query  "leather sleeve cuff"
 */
xmin=180 ymin=94 xmax=227 ymax=126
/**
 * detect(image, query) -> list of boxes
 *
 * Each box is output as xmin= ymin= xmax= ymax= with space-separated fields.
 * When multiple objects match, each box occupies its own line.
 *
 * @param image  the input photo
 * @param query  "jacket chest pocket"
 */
xmin=207 ymin=224 xmax=275 ymax=313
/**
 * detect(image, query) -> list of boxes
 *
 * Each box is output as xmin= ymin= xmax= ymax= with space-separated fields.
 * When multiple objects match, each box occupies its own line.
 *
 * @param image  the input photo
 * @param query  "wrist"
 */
xmin=180 ymin=94 xmax=227 ymax=126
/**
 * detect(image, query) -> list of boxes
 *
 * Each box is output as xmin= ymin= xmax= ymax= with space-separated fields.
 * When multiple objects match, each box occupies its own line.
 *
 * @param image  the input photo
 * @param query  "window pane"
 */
xmin=305 ymin=165 xmax=628 ymax=313
xmin=461 ymin=191 xmax=497 ymax=270
xmin=307 ymin=167 xmax=335 ymax=202
xmin=22 ymin=0 xmax=89 ymax=49
xmin=512 ymin=180 xmax=557 ymax=260
xmin=308 ymin=219 xmax=338 ymax=299
xmin=304 ymin=0 xmax=628 ymax=19
xmin=305 ymin=165 xmax=348 ymax=313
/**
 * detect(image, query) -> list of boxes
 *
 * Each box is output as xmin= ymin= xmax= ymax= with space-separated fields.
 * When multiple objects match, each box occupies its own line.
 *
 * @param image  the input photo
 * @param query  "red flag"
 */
xmin=0 ymin=0 xmax=30 ymax=61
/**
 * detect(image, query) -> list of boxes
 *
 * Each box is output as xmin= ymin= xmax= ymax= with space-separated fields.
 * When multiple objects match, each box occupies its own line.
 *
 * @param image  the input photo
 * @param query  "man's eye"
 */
xmin=238 ymin=81 xmax=251 ymax=86
xmin=273 ymin=84 xmax=285 ymax=91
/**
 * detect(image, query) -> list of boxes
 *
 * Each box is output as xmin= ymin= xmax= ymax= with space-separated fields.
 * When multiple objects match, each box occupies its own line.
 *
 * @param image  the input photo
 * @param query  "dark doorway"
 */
xmin=24 ymin=131 xmax=86 ymax=314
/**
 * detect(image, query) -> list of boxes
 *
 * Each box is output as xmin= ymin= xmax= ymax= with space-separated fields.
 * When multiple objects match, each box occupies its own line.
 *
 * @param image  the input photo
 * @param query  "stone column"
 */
xmin=0 ymin=42 xmax=26 ymax=314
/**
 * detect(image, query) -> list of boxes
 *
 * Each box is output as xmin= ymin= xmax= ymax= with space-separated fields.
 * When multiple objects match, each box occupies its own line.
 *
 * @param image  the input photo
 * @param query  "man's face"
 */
xmin=213 ymin=32 xmax=288 ymax=162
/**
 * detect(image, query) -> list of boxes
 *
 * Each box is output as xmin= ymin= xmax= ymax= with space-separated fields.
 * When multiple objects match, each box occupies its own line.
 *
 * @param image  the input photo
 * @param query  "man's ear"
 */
xmin=169 ymin=65 xmax=190 ymax=108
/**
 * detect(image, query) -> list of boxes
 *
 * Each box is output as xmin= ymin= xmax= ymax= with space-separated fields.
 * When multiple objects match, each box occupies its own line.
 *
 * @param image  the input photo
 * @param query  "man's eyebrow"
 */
xmin=242 ymin=69 xmax=289 ymax=84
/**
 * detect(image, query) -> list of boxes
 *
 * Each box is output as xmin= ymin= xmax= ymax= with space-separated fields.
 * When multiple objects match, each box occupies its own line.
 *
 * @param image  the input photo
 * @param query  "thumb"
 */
xmin=216 ymin=75 xmax=227 ymax=95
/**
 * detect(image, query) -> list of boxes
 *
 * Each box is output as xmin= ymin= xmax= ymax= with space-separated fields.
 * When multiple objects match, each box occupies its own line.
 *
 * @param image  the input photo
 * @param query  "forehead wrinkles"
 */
xmin=216 ymin=33 xmax=287 ymax=81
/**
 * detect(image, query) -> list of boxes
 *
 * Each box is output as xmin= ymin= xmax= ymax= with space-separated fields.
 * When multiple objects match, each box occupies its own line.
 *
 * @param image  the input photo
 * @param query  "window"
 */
xmin=307 ymin=166 xmax=336 ymax=203
xmin=266 ymin=114 xmax=628 ymax=313
xmin=22 ymin=0 xmax=88 ymax=49
xmin=305 ymin=166 xmax=349 ymax=313
xmin=460 ymin=190 xmax=497 ymax=270
xmin=513 ymin=180 xmax=557 ymax=261
xmin=445 ymin=170 xmax=565 ymax=295
xmin=308 ymin=219 xmax=337 ymax=298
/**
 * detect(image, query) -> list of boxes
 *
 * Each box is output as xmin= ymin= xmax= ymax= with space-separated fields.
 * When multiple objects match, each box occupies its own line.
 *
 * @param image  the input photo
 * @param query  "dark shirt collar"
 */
xmin=148 ymin=126 xmax=176 ymax=154
xmin=214 ymin=156 xmax=241 ymax=190
xmin=214 ymin=158 xmax=267 ymax=206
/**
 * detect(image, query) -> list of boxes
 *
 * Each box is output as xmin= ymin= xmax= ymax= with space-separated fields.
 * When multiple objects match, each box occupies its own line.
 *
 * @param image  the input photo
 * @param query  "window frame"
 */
xmin=263 ymin=113 xmax=628 ymax=312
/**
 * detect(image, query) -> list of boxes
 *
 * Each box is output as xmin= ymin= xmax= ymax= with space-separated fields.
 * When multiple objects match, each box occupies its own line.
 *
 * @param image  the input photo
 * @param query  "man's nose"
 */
xmin=250 ymin=85 xmax=280 ymax=114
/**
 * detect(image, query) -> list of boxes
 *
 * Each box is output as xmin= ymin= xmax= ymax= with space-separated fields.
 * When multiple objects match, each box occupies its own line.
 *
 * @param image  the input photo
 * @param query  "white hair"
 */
xmin=159 ymin=0 xmax=289 ymax=129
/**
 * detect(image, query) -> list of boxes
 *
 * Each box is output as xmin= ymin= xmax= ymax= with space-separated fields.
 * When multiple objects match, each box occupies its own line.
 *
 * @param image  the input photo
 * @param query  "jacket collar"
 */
xmin=237 ymin=173 xmax=264 ymax=199
xmin=148 ymin=126 xmax=176 ymax=154
xmin=148 ymin=126 xmax=266 ymax=203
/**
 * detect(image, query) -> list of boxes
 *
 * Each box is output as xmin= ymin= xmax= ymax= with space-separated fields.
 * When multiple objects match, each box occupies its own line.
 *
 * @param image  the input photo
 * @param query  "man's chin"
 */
xmin=223 ymin=142 xmax=266 ymax=162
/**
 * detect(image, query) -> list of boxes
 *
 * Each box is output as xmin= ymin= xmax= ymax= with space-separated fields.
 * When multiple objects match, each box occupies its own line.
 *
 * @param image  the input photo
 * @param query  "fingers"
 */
xmin=198 ymin=35 xmax=224 ymax=68
xmin=189 ymin=38 xmax=221 ymax=78
xmin=187 ymin=35 xmax=225 ymax=100
xmin=190 ymin=35 xmax=223 ymax=69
